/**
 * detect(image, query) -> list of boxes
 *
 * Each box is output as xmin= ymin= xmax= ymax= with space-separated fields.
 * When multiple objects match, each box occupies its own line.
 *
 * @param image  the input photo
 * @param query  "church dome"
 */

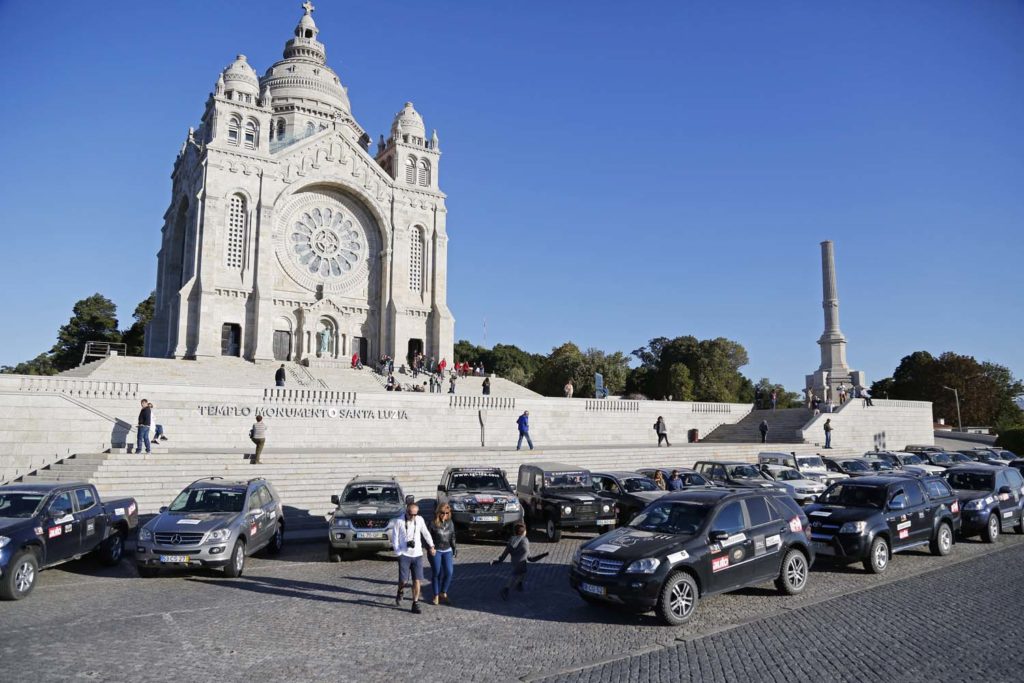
xmin=260 ymin=3 xmax=351 ymax=114
xmin=222 ymin=54 xmax=260 ymax=97
xmin=391 ymin=102 xmax=425 ymax=139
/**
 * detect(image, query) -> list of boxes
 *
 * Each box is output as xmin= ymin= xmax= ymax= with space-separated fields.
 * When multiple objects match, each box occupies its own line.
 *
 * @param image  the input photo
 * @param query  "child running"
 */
xmin=491 ymin=523 xmax=547 ymax=600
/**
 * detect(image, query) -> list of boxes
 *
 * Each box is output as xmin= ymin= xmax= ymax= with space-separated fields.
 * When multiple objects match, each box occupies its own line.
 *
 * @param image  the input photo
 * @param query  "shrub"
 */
xmin=995 ymin=427 xmax=1024 ymax=455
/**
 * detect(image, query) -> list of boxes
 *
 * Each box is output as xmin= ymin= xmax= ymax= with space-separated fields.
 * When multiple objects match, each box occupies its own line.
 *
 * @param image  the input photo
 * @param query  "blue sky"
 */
xmin=0 ymin=1 xmax=1021 ymax=390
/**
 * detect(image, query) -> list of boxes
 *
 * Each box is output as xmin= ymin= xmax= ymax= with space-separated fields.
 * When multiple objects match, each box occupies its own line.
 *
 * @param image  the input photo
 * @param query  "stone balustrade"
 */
xmin=449 ymin=395 xmax=516 ymax=410
xmin=5 ymin=376 xmax=140 ymax=400
xmin=262 ymin=387 xmax=356 ymax=404
xmin=585 ymin=400 xmax=640 ymax=412
xmin=691 ymin=402 xmax=737 ymax=414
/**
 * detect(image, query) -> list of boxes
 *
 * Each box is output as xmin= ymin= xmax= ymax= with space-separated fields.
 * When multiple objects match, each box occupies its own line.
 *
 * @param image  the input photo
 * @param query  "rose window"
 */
xmin=290 ymin=207 xmax=363 ymax=279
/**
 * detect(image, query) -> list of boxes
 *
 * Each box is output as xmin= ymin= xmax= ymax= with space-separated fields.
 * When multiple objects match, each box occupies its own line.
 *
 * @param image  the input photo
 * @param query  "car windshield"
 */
xmin=950 ymin=453 xmax=974 ymax=463
xmin=343 ymin=485 xmax=401 ymax=504
xmin=900 ymin=454 xmax=924 ymax=465
xmin=819 ymin=483 xmax=887 ymax=508
xmin=945 ymin=472 xmax=994 ymax=491
xmin=0 ymin=491 xmax=47 ymax=518
xmin=797 ymin=456 xmax=825 ymax=469
xmin=986 ymin=451 xmax=1012 ymax=462
xmin=842 ymin=460 xmax=871 ymax=473
xmin=629 ymin=501 xmax=711 ymax=535
xmin=728 ymin=465 xmax=762 ymax=479
xmin=868 ymin=461 xmax=894 ymax=471
xmin=449 ymin=472 xmax=506 ymax=491
xmin=544 ymin=471 xmax=591 ymax=489
xmin=169 ymin=487 xmax=245 ymax=513
xmin=931 ymin=453 xmax=953 ymax=464
xmin=775 ymin=469 xmax=804 ymax=482
xmin=622 ymin=477 xmax=659 ymax=493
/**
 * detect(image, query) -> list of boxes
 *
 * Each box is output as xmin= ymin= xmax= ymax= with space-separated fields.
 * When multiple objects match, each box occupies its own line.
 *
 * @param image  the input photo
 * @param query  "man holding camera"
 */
xmin=391 ymin=497 xmax=435 ymax=613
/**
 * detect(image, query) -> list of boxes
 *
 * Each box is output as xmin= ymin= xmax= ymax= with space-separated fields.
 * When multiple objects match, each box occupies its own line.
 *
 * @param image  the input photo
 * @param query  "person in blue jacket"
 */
xmin=516 ymin=411 xmax=534 ymax=451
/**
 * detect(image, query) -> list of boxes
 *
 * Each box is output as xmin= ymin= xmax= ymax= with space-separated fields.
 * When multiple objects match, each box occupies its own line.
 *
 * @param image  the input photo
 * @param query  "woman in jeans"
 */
xmin=429 ymin=503 xmax=457 ymax=604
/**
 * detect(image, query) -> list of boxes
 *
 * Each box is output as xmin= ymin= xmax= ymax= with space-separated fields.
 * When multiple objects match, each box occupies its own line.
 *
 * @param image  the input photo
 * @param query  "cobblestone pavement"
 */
xmin=2 ymin=529 xmax=1023 ymax=683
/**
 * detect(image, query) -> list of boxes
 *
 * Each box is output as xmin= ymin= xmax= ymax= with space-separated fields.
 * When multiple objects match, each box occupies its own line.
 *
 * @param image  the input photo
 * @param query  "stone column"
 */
xmin=820 ymin=240 xmax=842 ymax=337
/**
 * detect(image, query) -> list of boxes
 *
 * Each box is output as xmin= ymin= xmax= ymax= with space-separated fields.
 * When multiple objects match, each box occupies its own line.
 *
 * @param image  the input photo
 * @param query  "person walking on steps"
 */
xmin=482 ymin=377 xmax=491 ymax=396
xmin=249 ymin=415 xmax=267 ymax=464
xmin=516 ymin=411 xmax=534 ymax=450
xmin=823 ymin=418 xmax=833 ymax=449
xmin=654 ymin=416 xmax=671 ymax=447
xmin=492 ymin=523 xmax=547 ymax=600
xmin=391 ymin=499 xmax=435 ymax=614
xmin=759 ymin=419 xmax=769 ymax=444
xmin=429 ymin=503 xmax=457 ymax=605
xmin=275 ymin=364 xmax=286 ymax=387
xmin=136 ymin=399 xmax=152 ymax=454
xmin=771 ymin=390 xmax=778 ymax=411
xmin=148 ymin=401 xmax=168 ymax=442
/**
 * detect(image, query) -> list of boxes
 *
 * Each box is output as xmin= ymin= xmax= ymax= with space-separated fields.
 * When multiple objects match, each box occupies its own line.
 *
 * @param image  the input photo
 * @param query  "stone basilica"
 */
xmin=146 ymin=3 xmax=454 ymax=367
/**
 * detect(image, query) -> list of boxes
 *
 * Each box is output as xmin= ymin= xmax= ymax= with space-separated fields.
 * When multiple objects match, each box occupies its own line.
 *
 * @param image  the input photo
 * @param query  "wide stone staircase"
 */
xmin=14 ymin=442 xmax=861 ymax=539
xmin=703 ymin=408 xmax=812 ymax=444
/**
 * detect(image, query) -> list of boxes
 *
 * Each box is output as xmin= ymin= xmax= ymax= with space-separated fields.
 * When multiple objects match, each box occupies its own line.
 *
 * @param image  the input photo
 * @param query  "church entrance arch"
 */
xmin=407 ymin=338 xmax=423 ymax=367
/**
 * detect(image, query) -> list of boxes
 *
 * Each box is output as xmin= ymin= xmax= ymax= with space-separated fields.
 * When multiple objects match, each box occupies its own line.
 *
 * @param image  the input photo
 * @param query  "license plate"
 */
xmin=356 ymin=532 xmax=387 ymax=539
xmin=580 ymin=582 xmax=606 ymax=596
xmin=812 ymin=541 xmax=833 ymax=555
xmin=473 ymin=515 xmax=499 ymax=523
xmin=595 ymin=519 xmax=616 ymax=526
xmin=159 ymin=555 xmax=189 ymax=563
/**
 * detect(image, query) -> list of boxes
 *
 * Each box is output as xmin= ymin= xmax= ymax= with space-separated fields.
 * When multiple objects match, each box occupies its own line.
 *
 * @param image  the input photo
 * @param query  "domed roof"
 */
xmin=222 ymin=54 xmax=260 ymax=96
xmin=391 ymin=102 xmax=425 ymax=139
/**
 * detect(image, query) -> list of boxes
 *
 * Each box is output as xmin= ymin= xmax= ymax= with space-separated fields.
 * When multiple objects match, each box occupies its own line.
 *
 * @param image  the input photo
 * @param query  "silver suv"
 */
xmin=136 ymin=477 xmax=284 ymax=578
xmin=328 ymin=476 xmax=405 ymax=562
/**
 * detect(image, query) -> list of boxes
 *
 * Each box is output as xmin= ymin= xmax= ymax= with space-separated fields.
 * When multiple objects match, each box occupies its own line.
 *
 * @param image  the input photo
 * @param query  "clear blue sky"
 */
xmin=1 ymin=1 xmax=1021 ymax=390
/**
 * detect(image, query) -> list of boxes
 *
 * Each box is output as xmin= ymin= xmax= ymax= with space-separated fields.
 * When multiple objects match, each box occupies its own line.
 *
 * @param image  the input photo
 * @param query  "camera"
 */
xmin=406 ymin=541 xmax=415 ymax=549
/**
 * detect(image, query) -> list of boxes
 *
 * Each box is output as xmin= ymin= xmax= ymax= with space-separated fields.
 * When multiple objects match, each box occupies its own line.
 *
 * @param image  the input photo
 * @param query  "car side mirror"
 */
xmin=889 ymin=496 xmax=907 ymax=510
xmin=999 ymin=486 xmax=1013 ymax=495
xmin=709 ymin=530 xmax=730 ymax=542
xmin=159 ymin=506 xmax=168 ymax=514
xmin=437 ymin=485 xmax=445 ymax=492
xmin=330 ymin=495 xmax=339 ymax=506
xmin=509 ymin=484 xmax=517 ymax=493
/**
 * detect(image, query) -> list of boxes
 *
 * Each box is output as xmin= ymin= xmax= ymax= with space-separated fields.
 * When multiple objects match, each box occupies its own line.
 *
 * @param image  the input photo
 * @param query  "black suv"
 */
xmin=958 ymin=449 xmax=1014 ymax=466
xmin=693 ymin=461 xmax=782 ymax=491
xmin=591 ymin=471 xmax=669 ymax=525
xmin=517 ymin=463 xmax=618 ymax=542
xmin=805 ymin=475 xmax=961 ymax=573
xmin=943 ymin=465 xmax=1024 ymax=542
xmin=437 ymin=466 xmax=522 ymax=537
xmin=823 ymin=457 xmax=877 ymax=477
xmin=569 ymin=489 xmax=814 ymax=625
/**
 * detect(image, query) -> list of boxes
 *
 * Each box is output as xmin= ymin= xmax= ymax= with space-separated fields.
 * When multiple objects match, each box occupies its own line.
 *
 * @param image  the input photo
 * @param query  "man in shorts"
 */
xmin=391 ymin=497 xmax=435 ymax=613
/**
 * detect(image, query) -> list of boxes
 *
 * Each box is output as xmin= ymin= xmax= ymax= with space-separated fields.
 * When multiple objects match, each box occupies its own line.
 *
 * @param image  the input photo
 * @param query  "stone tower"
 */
xmin=145 ymin=2 xmax=455 ymax=367
xmin=805 ymin=240 xmax=865 ymax=401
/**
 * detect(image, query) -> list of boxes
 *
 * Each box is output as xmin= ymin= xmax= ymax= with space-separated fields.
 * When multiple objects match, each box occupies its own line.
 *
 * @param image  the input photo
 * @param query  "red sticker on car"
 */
xmin=712 ymin=556 xmax=730 ymax=572
xmin=951 ymin=501 xmax=959 ymax=513
xmin=899 ymin=529 xmax=909 ymax=539
xmin=789 ymin=517 xmax=802 ymax=533
xmin=48 ymin=526 xmax=62 ymax=538
xmin=250 ymin=525 xmax=258 ymax=536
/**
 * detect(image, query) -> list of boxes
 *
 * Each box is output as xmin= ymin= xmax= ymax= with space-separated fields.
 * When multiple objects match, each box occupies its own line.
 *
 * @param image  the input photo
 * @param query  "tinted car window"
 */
xmin=683 ymin=473 xmax=710 ymax=487
xmin=903 ymin=482 xmax=925 ymax=507
xmin=770 ymin=495 xmax=804 ymax=520
xmin=925 ymin=479 xmax=952 ymax=499
xmin=712 ymin=465 xmax=727 ymax=480
xmin=50 ymin=492 xmax=74 ymax=517
xmin=745 ymin=496 xmax=777 ymax=527
xmin=1006 ymin=469 xmax=1024 ymax=489
xmin=820 ymin=484 xmax=885 ymax=508
xmin=945 ymin=471 xmax=993 ymax=491
xmin=518 ymin=469 xmax=531 ymax=490
xmin=75 ymin=487 xmax=96 ymax=510
xmin=256 ymin=485 xmax=273 ymax=507
xmin=630 ymin=500 xmax=712 ymax=535
xmin=170 ymin=488 xmax=246 ymax=513
xmin=622 ymin=477 xmax=658 ymax=493
xmin=0 ymin=492 xmax=46 ymax=518
xmin=344 ymin=485 xmax=400 ymax=504
xmin=713 ymin=501 xmax=745 ymax=534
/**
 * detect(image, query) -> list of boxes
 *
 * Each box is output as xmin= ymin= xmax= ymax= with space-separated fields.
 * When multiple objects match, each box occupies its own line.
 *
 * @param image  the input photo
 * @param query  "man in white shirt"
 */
xmin=391 ymin=498 xmax=435 ymax=613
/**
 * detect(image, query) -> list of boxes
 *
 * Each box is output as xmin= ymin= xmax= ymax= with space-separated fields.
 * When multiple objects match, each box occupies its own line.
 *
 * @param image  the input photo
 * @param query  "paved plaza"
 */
xmin=3 ymin=529 xmax=1023 ymax=682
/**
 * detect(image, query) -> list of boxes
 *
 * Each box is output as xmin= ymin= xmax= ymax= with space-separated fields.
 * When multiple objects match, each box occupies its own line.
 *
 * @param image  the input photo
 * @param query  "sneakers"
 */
xmin=411 ymin=601 xmax=421 ymax=614
xmin=500 ymin=587 xmax=509 ymax=601
xmin=431 ymin=596 xmax=439 ymax=605
xmin=441 ymin=593 xmax=450 ymax=605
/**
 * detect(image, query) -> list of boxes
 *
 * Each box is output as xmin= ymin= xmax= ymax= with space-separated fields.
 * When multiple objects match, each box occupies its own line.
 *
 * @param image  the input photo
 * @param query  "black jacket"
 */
xmin=429 ymin=519 xmax=457 ymax=552
xmin=275 ymin=367 xmax=286 ymax=382
xmin=138 ymin=406 xmax=152 ymax=427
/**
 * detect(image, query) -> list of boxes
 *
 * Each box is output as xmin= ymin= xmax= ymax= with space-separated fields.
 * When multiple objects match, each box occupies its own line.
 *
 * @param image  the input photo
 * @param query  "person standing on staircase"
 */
xmin=564 ymin=380 xmax=574 ymax=399
xmin=823 ymin=418 xmax=833 ymax=449
xmin=275 ymin=364 xmax=287 ymax=388
xmin=654 ymin=416 xmax=670 ymax=447
xmin=249 ymin=415 xmax=267 ymax=464
xmin=759 ymin=419 xmax=769 ymax=444
xmin=771 ymin=390 xmax=778 ymax=411
xmin=136 ymin=399 xmax=152 ymax=455
xmin=482 ymin=377 xmax=491 ymax=395
xmin=516 ymin=411 xmax=534 ymax=450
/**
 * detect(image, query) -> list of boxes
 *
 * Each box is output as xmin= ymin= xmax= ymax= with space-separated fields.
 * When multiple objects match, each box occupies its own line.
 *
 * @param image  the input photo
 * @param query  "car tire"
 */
xmin=137 ymin=565 xmax=160 ymax=578
xmin=545 ymin=518 xmax=562 ymax=543
xmin=863 ymin=536 xmax=889 ymax=574
xmin=1016 ymin=511 xmax=1024 ymax=535
xmin=328 ymin=549 xmax=344 ymax=563
xmin=774 ymin=549 xmax=809 ymax=595
xmin=266 ymin=523 xmax=284 ymax=556
xmin=0 ymin=550 xmax=38 ymax=600
xmin=96 ymin=528 xmax=124 ymax=566
xmin=656 ymin=571 xmax=699 ymax=626
xmin=930 ymin=522 xmax=953 ymax=556
xmin=982 ymin=514 xmax=1000 ymax=544
xmin=223 ymin=539 xmax=246 ymax=578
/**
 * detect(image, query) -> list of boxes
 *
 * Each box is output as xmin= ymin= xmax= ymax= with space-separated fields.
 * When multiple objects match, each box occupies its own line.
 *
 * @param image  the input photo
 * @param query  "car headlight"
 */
xmin=0 ymin=536 xmax=10 ymax=549
xmin=563 ymin=506 xmax=573 ymax=516
xmin=333 ymin=517 xmax=353 ymax=528
xmin=451 ymin=502 xmax=466 ymax=512
xmin=625 ymin=558 xmax=661 ymax=574
xmin=964 ymin=499 xmax=985 ymax=511
xmin=206 ymin=528 xmax=232 ymax=543
xmin=839 ymin=521 xmax=867 ymax=534
xmin=138 ymin=527 xmax=153 ymax=542
xmin=505 ymin=500 xmax=520 ymax=512
xmin=601 ymin=504 xmax=611 ymax=514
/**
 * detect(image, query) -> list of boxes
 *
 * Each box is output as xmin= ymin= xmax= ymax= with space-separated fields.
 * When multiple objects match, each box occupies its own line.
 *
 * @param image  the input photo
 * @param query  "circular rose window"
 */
xmin=289 ymin=206 xmax=363 ymax=279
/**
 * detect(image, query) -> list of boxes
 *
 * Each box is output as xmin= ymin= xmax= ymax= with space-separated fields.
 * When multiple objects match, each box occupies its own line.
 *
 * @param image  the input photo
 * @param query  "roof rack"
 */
xmin=189 ymin=476 xmax=224 ymax=486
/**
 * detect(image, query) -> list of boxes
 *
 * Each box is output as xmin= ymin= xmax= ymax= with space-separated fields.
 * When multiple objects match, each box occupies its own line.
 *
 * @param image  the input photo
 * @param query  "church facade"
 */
xmin=146 ymin=3 xmax=454 ymax=367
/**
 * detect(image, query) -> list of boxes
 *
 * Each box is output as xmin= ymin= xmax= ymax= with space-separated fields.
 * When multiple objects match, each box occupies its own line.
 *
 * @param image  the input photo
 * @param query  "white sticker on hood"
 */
xmin=720 ymin=533 xmax=746 ymax=548
xmin=114 ymin=508 xmax=125 ymax=516
xmin=666 ymin=550 xmax=690 ymax=564
xmin=594 ymin=544 xmax=620 ymax=553
xmin=897 ymin=521 xmax=911 ymax=530
xmin=54 ymin=514 xmax=74 ymax=525
xmin=356 ymin=508 xmax=377 ymax=515
xmin=810 ymin=511 xmax=832 ymax=517
xmin=177 ymin=519 xmax=202 ymax=525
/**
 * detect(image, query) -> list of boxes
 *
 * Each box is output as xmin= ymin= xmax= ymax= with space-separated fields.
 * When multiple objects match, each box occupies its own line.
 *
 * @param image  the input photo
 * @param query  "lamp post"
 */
xmin=942 ymin=385 xmax=962 ymax=433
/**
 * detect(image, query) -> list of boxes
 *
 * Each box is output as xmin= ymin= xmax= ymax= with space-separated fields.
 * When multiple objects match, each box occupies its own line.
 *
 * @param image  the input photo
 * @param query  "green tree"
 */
xmin=50 ymin=294 xmax=121 ymax=371
xmin=627 ymin=335 xmax=752 ymax=402
xmin=0 ymin=353 xmax=57 ymax=376
xmin=452 ymin=339 xmax=544 ymax=385
xmin=753 ymin=377 xmax=801 ymax=409
xmin=121 ymin=291 xmax=155 ymax=357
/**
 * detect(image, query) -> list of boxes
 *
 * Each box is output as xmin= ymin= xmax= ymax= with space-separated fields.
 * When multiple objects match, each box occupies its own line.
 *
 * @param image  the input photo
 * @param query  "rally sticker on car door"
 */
xmin=712 ymin=556 xmax=730 ymax=572
xmin=48 ymin=526 xmax=62 ymax=538
xmin=54 ymin=514 xmax=74 ymax=525
xmin=666 ymin=550 xmax=689 ymax=564
xmin=720 ymin=533 xmax=746 ymax=548
xmin=897 ymin=521 xmax=912 ymax=531
xmin=899 ymin=529 xmax=909 ymax=539
xmin=765 ymin=534 xmax=782 ymax=548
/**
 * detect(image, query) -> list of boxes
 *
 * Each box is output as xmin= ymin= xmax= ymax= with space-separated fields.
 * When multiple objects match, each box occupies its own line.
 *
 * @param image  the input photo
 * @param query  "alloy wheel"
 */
xmin=874 ymin=541 xmax=888 ymax=570
xmin=786 ymin=554 xmax=807 ymax=590
xmin=14 ymin=560 xmax=34 ymax=595
xmin=669 ymin=581 xmax=694 ymax=619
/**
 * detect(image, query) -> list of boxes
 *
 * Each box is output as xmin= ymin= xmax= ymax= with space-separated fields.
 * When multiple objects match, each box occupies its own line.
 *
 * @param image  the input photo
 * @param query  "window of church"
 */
xmin=305 ymin=122 xmax=315 ymax=136
xmin=226 ymin=195 xmax=246 ymax=269
xmin=418 ymin=159 xmax=431 ymax=187
xmin=228 ymin=117 xmax=240 ymax=145
xmin=409 ymin=227 xmax=424 ymax=291
xmin=405 ymin=156 xmax=417 ymax=184
xmin=244 ymin=121 xmax=258 ymax=149
xmin=276 ymin=119 xmax=285 ymax=140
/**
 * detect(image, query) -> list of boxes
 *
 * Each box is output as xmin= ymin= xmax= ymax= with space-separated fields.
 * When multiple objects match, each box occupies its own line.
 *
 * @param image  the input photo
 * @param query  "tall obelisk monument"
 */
xmin=806 ymin=240 xmax=865 ymax=402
